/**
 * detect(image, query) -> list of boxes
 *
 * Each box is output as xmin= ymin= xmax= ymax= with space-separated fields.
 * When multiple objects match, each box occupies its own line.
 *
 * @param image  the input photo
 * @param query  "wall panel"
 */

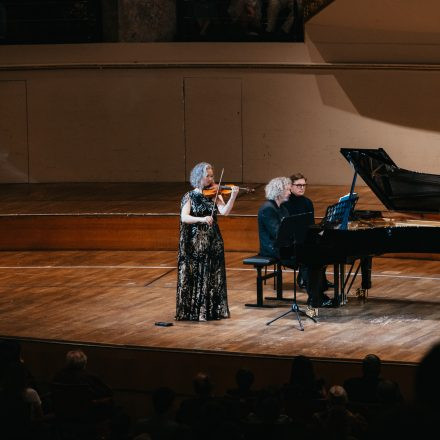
xmin=27 ymin=70 xmax=185 ymax=182
xmin=184 ymin=77 xmax=243 ymax=182
xmin=0 ymin=80 xmax=28 ymax=183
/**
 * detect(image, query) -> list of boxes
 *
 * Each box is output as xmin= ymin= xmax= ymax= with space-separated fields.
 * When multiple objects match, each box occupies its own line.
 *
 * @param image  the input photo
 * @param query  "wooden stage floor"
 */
xmin=0 ymin=183 xmax=439 ymax=367
xmin=1 ymin=249 xmax=439 ymax=365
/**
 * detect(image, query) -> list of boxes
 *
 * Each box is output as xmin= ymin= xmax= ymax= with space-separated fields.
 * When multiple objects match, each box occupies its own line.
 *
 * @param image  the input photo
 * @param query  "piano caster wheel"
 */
xmin=356 ymin=288 xmax=368 ymax=302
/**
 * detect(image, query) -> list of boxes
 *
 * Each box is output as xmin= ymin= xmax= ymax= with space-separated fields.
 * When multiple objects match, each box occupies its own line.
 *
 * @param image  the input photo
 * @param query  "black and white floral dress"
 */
xmin=176 ymin=190 xmax=230 ymax=321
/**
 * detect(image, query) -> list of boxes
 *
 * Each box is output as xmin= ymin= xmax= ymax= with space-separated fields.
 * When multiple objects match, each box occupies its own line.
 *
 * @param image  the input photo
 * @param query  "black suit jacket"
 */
xmin=258 ymin=200 xmax=287 ymax=258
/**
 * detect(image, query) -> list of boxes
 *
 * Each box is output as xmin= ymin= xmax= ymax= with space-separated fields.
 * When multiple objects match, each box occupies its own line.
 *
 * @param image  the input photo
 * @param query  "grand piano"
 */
xmin=281 ymin=148 xmax=440 ymax=306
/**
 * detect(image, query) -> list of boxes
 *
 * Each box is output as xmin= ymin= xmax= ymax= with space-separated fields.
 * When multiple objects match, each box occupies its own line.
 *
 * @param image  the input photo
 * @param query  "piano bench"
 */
xmin=242 ymin=255 xmax=283 ymax=308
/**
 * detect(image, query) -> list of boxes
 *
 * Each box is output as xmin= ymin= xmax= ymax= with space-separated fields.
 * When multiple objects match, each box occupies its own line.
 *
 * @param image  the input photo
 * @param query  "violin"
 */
xmin=202 ymin=184 xmax=255 ymax=198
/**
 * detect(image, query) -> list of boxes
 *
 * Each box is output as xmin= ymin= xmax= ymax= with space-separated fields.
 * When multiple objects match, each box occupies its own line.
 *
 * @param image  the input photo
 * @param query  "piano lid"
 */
xmin=340 ymin=148 xmax=440 ymax=213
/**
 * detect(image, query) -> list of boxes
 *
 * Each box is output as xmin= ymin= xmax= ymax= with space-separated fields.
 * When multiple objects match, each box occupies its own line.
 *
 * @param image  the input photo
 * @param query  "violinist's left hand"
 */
xmin=217 ymin=184 xmax=239 ymax=216
xmin=230 ymin=185 xmax=239 ymax=199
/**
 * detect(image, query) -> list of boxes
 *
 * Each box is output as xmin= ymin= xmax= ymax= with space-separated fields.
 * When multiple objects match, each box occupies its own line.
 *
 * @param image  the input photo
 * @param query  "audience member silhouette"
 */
xmin=225 ymin=367 xmax=258 ymax=418
xmin=368 ymin=343 xmax=440 ymax=439
xmin=6 ymin=340 xmax=440 ymax=440
xmin=242 ymin=387 xmax=293 ymax=440
xmin=176 ymin=371 xmax=216 ymax=438
xmin=406 ymin=341 xmax=440 ymax=436
xmin=285 ymin=355 xmax=327 ymax=400
xmin=414 ymin=341 xmax=440 ymax=410
xmin=0 ymin=339 xmax=38 ymax=392
xmin=343 ymin=353 xmax=404 ymax=429
xmin=51 ymin=349 xmax=129 ymax=438
xmin=226 ymin=367 xmax=256 ymax=399
xmin=0 ymin=361 xmax=47 ymax=439
xmin=177 ymin=371 xmax=241 ymax=439
xmin=177 ymin=372 xmax=212 ymax=423
xmin=133 ymin=386 xmax=190 ymax=440
xmin=52 ymin=349 xmax=113 ymax=404
xmin=376 ymin=378 xmax=404 ymax=407
xmin=343 ymin=354 xmax=385 ymax=404
xmin=283 ymin=355 xmax=327 ymax=432
xmin=311 ymin=384 xmax=368 ymax=440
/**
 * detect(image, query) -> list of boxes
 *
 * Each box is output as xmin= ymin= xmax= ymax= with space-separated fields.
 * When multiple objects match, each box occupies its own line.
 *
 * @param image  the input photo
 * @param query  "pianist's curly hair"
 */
xmin=265 ymin=176 xmax=291 ymax=201
xmin=190 ymin=162 xmax=212 ymax=189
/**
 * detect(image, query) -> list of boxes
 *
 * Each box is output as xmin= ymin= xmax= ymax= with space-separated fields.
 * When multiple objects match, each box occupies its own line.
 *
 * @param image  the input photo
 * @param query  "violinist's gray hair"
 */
xmin=265 ymin=176 xmax=292 ymax=201
xmin=190 ymin=162 xmax=213 ymax=189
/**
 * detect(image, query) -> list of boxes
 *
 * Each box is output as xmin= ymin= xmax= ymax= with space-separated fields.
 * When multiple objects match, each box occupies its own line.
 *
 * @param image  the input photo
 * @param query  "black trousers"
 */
xmin=304 ymin=266 xmax=326 ymax=308
xmin=299 ymin=264 xmax=327 ymax=307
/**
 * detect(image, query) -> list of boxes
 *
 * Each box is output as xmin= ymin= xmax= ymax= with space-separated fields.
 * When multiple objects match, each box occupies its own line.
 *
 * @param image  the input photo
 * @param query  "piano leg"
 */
xmin=333 ymin=264 xmax=340 ymax=306
xmin=340 ymin=264 xmax=347 ymax=304
xmin=354 ymin=256 xmax=372 ymax=301
xmin=333 ymin=263 xmax=348 ymax=306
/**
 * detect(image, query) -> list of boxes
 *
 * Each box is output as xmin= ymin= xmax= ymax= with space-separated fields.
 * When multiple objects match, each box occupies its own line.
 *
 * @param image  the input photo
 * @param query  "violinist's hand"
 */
xmin=230 ymin=185 xmax=239 ymax=199
xmin=202 ymin=216 xmax=213 ymax=226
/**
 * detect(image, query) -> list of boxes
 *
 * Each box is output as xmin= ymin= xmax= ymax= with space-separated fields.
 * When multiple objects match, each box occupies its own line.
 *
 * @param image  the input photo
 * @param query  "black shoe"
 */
xmin=320 ymin=293 xmax=333 ymax=307
xmin=320 ymin=297 xmax=334 ymax=308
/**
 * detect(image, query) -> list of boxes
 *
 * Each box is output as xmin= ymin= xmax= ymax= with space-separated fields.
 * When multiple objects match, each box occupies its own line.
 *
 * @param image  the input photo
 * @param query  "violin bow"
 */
xmin=210 ymin=168 xmax=224 ymax=219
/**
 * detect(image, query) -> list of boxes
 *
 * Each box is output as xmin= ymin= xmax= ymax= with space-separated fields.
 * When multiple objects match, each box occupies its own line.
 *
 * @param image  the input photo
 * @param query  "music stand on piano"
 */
xmin=320 ymin=195 xmax=359 ymax=305
xmin=321 ymin=195 xmax=358 ymax=230
xmin=266 ymin=213 xmax=316 ymax=331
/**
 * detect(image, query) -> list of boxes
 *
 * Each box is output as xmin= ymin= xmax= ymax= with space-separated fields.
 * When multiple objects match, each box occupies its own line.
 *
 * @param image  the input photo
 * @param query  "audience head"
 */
xmin=65 ymin=349 xmax=87 ymax=370
xmin=264 ymin=176 xmax=291 ymax=203
xmin=415 ymin=342 xmax=440 ymax=409
xmin=328 ymin=385 xmax=348 ymax=407
xmin=290 ymin=355 xmax=315 ymax=385
xmin=235 ymin=367 xmax=254 ymax=391
xmin=362 ymin=353 xmax=381 ymax=379
xmin=377 ymin=379 xmax=402 ymax=405
xmin=152 ymin=386 xmax=175 ymax=415
xmin=193 ymin=371 xmax=213 ymax=397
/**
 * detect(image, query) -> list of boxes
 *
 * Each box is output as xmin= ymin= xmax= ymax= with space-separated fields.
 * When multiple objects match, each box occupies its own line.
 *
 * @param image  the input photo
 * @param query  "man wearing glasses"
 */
xmin=282 ymin=173 xmax=313 ymax=219
xmin=282 ymin=173 xmax=334 ymax=308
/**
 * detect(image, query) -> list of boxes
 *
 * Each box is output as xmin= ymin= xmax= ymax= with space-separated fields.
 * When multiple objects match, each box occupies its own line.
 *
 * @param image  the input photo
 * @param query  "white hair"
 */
xmin=265 ymin=177 xmax=291 ymax=201
xmin=328 ymin=385 xmax=348 ymax=406
xmin=189 ymin=162 xmax=212 ymax=189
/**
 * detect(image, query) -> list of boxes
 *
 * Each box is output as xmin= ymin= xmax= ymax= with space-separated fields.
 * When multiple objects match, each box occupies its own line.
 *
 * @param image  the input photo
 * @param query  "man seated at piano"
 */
xmin=281 ymin=173 xmax=334 ymax=307
xmin=258 ymin=176 xmax=330 ymax=318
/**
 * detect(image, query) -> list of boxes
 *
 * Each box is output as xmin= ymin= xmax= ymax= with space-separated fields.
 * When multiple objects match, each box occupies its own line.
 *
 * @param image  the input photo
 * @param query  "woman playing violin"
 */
xmin=176 ymin=162 xmax=239 ymax=321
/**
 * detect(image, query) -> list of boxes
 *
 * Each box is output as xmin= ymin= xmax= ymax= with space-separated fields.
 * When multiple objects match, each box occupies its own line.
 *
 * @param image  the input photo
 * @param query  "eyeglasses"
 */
xmin=293 ymin=184 xmax=307 ymax=188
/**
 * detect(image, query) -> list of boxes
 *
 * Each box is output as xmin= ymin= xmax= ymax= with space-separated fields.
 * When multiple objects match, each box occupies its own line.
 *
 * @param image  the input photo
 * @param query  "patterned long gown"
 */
xmin=176 ymin=190 xmax=230 ymax=321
